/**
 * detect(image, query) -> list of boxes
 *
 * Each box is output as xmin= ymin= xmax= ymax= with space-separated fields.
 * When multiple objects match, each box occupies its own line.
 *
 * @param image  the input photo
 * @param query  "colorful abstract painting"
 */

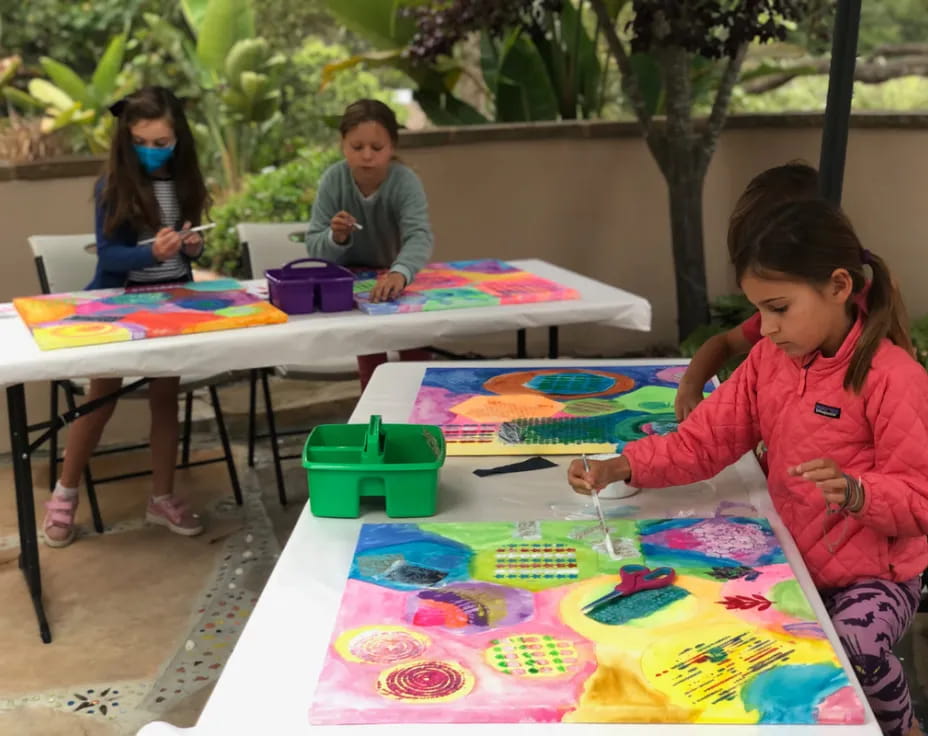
xmin=13 ymin=279 xmax=287 ymax=350
xmin=352 ymin=259 xmax=579 ymax=315
xmin=409 ymin=364 xmax=712 ymax=456
xmin=310 ymin=518 xmax=864 ymax=725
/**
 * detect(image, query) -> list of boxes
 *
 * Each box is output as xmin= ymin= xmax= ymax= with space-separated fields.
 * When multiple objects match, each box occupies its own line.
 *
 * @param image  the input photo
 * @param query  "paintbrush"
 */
xmin=138 ymin=222 xmax=216 ymax=245
xmin=583 ymin=454 xmax=616 ymax=558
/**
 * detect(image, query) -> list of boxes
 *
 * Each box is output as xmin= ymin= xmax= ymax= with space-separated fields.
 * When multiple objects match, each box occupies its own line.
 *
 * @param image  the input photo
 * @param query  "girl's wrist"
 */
xmin=844 ymin=474 xmax=865 ymax=513
xmin=607 ymin=456 xmax=632 ymax=484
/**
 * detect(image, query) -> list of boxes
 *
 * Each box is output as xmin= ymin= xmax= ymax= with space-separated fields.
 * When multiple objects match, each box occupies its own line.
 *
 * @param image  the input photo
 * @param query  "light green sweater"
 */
xmin=305 ymin=160 xmax=434 ymax=284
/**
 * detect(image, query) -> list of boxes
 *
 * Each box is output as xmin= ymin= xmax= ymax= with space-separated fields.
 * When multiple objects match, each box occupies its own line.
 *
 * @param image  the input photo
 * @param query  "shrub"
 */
xmin=203 ymin=146 xmax=342 ymax=276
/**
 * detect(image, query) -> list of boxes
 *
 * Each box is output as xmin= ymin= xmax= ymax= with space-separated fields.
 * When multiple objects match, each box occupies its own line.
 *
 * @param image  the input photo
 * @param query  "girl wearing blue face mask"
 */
xmin=43 ymin=86 xmax=211 ymax=548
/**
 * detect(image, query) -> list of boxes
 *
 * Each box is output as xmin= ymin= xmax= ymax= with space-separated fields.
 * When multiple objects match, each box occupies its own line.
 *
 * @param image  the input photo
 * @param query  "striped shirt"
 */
xmin=127 ymin=179 xmax=190 ymax=283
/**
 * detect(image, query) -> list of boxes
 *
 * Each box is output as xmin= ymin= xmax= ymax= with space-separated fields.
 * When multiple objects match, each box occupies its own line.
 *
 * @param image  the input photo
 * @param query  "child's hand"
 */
xmin=179 ymin=221 xmax=203 ymax=255
xmin=370 ymin=271 xmax=406 ymax=302
xmin=330 ymin=211 xmax=357 ymax=244
xmin=567 ymin=456 xmax=630 ymax=495
xmin=788 ymin=458 xmax=849 ymax=507
xmin=152 ymin=227 xmax=182 ymax=261
xmin=674 ymin=381 xmax=704 ymax=421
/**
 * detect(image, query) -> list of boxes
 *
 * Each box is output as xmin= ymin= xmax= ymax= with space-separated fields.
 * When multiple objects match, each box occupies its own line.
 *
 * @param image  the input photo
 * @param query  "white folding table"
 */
xmin=0 ymin=261 xmax=651 ymax=643
xmin=140 ymin=359 xmax=879 ymax=736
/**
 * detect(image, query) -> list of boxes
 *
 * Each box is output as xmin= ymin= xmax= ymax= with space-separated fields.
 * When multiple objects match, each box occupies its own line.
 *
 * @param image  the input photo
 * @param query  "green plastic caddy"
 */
xmin=302 ymin=415 xmax=446 ymax=518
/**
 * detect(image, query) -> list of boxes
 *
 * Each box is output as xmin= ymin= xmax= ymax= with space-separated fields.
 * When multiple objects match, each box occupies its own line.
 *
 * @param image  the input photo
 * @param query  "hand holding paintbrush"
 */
xmin=568 ymin=454 xmax=632 ymax=494
xmin=330 ymin=211 xmax=363 ymax=244
xmin=139 ymin=222 xmax=215 ymax=247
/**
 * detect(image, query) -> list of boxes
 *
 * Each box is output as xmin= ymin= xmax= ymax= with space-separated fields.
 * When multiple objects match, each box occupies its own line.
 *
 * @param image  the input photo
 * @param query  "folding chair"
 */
xmin=237 ymin=223 xmax=358 ymax=506
xmin=29 ymin=234 xmax=243 ymax=534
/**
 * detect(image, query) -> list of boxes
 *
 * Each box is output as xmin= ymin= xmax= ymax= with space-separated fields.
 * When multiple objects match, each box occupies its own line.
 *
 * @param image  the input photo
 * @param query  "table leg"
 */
xmin=7 ymin=383 xmax=52 ymax=643
xmin=548 ymin=326 xmax=559 ymax=359
xmin=259 ymin=370 xmax=288 ymax=506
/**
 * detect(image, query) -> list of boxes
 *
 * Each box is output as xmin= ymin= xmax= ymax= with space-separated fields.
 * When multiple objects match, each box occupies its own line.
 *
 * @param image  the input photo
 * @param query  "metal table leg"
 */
xmin=7 ymin=383 xmax=52 ymax=643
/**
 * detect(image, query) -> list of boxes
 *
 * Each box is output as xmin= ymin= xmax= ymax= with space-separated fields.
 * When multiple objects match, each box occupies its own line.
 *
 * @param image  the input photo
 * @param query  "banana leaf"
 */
xmin=28 ymin=79 xmax=75 ymax=111
xmin=196 ymin=0 xmax=254 ymax=74
xmin=3 ymin=87 xmax=44 ymax=111
xmin=90 ymin=34 xmax=128 ymax=106
xmin=319 ymin=49 xmax=404 ymax=91
xmin=38 ymin=58 xmax=91 ymax=108
xmin=413 ymin=88 xmax=489 ymax=126
xmin=180 ymin=0 xmax=210 ymax=33
xmin=318 ymin=0 xmax=417 ymax=50
xmin=496 ymin=34 xmax=559 ymax=122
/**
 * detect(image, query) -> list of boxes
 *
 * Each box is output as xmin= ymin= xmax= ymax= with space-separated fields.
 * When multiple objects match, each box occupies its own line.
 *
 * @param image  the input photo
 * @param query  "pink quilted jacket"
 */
xmin=625 ymin=317 xmax=928 ymax=589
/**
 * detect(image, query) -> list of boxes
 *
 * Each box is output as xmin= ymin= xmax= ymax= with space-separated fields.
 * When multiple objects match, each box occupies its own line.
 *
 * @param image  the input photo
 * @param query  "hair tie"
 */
xmin=860 ymin=248 xmax=874 ymax=265
xmin=108 ymin=98 xmax=127 ymax=117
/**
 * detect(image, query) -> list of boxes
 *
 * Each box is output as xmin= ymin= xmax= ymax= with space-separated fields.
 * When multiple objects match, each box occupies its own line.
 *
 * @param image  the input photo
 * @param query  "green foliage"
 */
xmin=138 ymin=0 xmax=287 ymax=192
xmin=733 ymin=75 xmax=928 ymax=114
xmin=255 ymin=0 xmax=354 ymax=55
xmin=857 ymin=0 xmax=928 ymax=55
xmin=203 ymin=146 xmax=342 ymax=275
xmin=911 ymin=314 xmax=928 ymax=372
xmin=317 ymin=0 xmax=488 ymax=126
xmin=265 ymin=37 xmax=408 ymax=160
xmin=2 ymin=34 xmax=132 ymax=152
xmin=679 ymin=293 xmax=756 ymax=381
xmin=0 ymin=0 xmax=152 ymax=77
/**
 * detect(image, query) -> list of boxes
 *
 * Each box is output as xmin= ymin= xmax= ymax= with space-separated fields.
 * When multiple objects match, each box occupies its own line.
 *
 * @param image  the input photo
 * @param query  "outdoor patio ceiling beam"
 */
xmin=818 ymin=0 xmax=863 ymax=206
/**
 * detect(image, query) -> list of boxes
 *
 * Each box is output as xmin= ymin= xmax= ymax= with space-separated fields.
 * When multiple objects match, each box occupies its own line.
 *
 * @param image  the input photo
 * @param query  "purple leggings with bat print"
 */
xmin=820 ymin=576 xmax=922 ymax=736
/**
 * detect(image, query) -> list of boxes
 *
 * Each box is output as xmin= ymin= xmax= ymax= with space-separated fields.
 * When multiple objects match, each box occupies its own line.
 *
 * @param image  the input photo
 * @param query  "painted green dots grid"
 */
xmin=486 ymin=634 xmax=578 ymax=678
xmin=493 ymin=544 xmax=578 ymax=580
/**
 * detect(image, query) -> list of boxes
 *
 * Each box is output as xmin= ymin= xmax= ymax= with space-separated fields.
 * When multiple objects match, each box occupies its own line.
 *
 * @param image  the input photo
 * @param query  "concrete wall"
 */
xmin=396 ymin=118 xmax=928 ymax=356
xmin=2 ymin=115 xmax=927 ymax=453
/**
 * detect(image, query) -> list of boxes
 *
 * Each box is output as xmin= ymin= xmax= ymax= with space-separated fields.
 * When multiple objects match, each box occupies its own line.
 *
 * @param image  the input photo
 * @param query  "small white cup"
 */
xmin=588 ymin=453 xmax=640 ymax=500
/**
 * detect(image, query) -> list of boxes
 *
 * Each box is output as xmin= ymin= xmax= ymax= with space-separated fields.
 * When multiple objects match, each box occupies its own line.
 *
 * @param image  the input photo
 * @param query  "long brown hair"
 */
xmin=731 ymin=200 xmax=913 ymax=393
xmin=727 ymin=161 xmax=820 ymax=253
xmin=100 ymin=86 xmax=209 ymax=236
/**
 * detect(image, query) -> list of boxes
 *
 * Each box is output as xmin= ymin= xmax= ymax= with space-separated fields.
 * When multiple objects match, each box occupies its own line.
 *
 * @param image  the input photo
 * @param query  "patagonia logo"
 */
xmin=814 ymin=402 xmax=841 ymax=419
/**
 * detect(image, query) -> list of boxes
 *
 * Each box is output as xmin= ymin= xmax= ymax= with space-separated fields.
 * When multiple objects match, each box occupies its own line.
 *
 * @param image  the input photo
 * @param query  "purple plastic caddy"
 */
xmin=265 ymin=258 xmax=355 ymax=315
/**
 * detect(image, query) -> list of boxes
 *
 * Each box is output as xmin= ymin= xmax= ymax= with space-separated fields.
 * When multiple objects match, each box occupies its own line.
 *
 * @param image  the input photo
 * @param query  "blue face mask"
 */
xmin=134 ymin=143 xmax=175 ymax=173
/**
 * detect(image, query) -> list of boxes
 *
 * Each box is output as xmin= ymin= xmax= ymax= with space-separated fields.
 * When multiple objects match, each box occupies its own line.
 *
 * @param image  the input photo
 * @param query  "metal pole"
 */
xmin=818 ymin=0 xmax=862 ymax=206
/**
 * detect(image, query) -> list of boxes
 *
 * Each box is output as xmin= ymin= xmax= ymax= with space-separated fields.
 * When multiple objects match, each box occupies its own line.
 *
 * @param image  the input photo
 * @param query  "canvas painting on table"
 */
xmin=13 ymin=279 xmax=287 ymax=350
xmin=352 ymin=259 xmax=579 ymax=315
xmin=309 ymin=518 xmax=864 ymax=725
xmin=409 ymin=363 xmax=713 ymax=456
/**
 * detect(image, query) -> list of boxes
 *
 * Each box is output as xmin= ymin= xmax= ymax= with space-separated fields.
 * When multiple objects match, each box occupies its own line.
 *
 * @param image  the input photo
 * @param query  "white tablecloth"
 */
xmin=0 ymin=260 xmax=650 ymax=385
xmin=139 ymin=360 xmax=878 ymax=736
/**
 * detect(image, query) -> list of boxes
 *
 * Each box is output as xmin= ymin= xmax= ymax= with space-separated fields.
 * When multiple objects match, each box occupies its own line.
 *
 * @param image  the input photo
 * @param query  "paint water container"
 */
xmin=302 ymin=415 xmax=446 ymax=518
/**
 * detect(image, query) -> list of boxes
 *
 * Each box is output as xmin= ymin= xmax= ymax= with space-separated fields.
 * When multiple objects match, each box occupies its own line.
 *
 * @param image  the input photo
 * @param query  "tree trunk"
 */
xmin=665 ymin=153 xmax=709 ymax=341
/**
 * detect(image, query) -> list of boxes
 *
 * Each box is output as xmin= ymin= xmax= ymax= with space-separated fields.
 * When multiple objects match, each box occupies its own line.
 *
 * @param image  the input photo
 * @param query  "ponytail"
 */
xmin=845 ymin=250 xmax=913 ymax=392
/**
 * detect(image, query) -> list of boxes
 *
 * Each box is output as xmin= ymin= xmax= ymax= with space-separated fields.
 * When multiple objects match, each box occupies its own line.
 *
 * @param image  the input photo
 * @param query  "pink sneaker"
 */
xmin=43 ymin=496 xmax=79 ymax=548
xmin=145 ymin=496 xmax=204 ymax=536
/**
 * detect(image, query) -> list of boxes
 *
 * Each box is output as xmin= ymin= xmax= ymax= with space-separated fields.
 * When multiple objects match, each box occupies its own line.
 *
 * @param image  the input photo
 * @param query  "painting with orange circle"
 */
xmin=409 ymin=363 xmax=715 ymax=455
xmin=13 ymin=279 xmax=287 ymax=350
xmin=309 ymin=519 xmax=865 ymax=725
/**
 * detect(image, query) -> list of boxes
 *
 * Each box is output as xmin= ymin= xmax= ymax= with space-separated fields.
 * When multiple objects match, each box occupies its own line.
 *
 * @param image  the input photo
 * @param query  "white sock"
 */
xmin=53 ymin=481 xmax=78 ymax=499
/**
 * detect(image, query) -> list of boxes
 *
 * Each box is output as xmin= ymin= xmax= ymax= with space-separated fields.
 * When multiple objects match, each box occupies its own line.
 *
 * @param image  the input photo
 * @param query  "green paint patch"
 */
xmin=770 ymin=579 xmax=815 ymax=620
xmin=616 ymin=386 xmax=677 ymax=414
xmin=562 ymin=398 xmax=624 ymax=417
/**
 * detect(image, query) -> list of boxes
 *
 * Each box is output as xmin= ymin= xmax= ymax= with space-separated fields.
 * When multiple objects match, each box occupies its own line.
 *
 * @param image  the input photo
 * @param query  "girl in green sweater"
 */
xmin=306 ymin=99 xmax=435 ymax=387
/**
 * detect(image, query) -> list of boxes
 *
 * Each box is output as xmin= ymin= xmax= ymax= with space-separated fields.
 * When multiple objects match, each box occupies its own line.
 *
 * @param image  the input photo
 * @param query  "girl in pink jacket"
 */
xmin=569 ymin=200 xmax=927 ymax=736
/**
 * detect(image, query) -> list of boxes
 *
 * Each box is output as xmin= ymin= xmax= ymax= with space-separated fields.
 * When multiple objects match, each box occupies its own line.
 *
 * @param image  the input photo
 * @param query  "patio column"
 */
xmin=818 ymin=0 xmax=863 ymax=206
